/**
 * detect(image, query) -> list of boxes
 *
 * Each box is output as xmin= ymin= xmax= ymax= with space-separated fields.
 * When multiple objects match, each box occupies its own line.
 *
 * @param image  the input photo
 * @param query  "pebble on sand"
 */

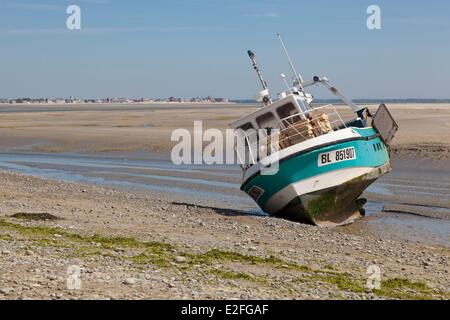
xmin=174 ymin=256 xmax=187 ymax=263
xmin=123 ymin=278 xmax=137 ymax=286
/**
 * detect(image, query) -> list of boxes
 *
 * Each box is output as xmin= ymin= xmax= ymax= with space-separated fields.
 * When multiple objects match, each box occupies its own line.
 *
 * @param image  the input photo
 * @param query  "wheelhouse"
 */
xmin=230 ymin=93 xmax=350 ymax=169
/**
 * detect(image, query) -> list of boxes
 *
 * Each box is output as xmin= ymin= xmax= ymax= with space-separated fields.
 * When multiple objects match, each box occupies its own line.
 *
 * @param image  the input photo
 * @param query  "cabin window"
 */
xmin=296 ymin=98 xmax=309 ymax=113
xmin=277 ymin=103 xmax=301 ymax=126
xmin=235 ymin=122 xmax=257 ymax=166
xmin=235 ymin=122 xmax=256 ymax=144
xmin=256 ymin=112 xmax=278 ymax=131
xmin=235 ymin=121 xmax=256 ymax=146
xmin=237 ymin=122 xmax=254 ymax=131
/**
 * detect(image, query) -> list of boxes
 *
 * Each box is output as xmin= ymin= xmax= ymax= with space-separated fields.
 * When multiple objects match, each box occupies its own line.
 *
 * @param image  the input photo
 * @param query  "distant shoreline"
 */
xmin=232 ymin=99 xmax=450 ymax=104
xmin=0 ymin=101 xmax=237 ymax=107
xmin=2 ymin=99 xmax=450 ymax=107
xmin=2 ymin=99 xmax=450 ymax=106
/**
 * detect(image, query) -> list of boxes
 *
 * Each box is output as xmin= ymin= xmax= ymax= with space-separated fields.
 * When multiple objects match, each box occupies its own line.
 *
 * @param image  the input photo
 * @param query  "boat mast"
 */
xmin=247 ymin=50 xmax=272 ymax=105
xmin=277 ymin=33 xmax=305 ymax=93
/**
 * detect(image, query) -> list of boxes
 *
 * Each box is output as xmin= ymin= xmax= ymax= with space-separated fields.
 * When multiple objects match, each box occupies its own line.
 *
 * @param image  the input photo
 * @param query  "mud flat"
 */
xmin=0 ymin=103 xmax=249 ymax=154
xmin=1 ymin=103 xmax=450 ymax=159
xmin=349 ymin=156 xmax=450 ymax=248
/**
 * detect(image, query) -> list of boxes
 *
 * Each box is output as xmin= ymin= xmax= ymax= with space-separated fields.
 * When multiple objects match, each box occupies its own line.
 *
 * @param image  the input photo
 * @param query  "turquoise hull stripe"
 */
xmin=242 ymin=128 xmax=389 ymax=208
xmin=351 ymin=127 xmax=377 ymax=138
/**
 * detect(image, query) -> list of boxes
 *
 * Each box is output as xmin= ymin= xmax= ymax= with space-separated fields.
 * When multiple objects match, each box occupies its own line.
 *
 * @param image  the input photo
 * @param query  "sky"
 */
xmin=0 ymin=0 xmax=449 ymax=99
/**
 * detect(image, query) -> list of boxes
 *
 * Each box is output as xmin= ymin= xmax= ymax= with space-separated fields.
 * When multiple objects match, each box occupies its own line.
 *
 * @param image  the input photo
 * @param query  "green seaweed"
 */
xmin=373 ymin=278 xmax=437 ymax=300
xmin=306 ymin=191 xmax=336 ymax=219
xmin=182 ymin=248 xmax=311 ymax=272
xmin=0 ymin=233 xmax=14 ymax=241
xmin=0 ymin=219 xmax=310 ymax=272
xmin=132 ymin=252 xmax=172 ymax=267
xmin=297 ymin=273 xmax=443 ymax=300
xmin=0 ymin=219 xmax=173 ymax=252
xmin=185 ymin=249 xmax=282 ymax=265
xmin=11 ymin=212 xmax=60 ymax=221
xmin=299 ymin=272 xmax=365 ymax=293
xmin=2 ymin=218 xmax=446 ymax=299
xmin=208 ymin=269 xmax=268 ymax=284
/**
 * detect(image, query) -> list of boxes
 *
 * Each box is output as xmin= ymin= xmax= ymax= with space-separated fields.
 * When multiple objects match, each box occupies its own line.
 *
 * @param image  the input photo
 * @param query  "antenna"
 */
xmin=247 ymin=50 xmax=272 ymax=105
xmin=277 ymin=34 xmax=305 ymax=92
xmin=280 ymin=74 xmax=293 ymax=94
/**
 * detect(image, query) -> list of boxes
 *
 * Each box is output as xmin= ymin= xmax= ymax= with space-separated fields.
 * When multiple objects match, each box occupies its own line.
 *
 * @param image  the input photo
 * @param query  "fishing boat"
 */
xmin=230 ymin=36 xmax=398 ymax=226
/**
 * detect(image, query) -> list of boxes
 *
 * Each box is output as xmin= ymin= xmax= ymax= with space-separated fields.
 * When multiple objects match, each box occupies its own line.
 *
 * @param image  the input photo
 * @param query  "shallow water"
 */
xmin=365 ymin=212 xmax=450 ymax=247
xmin=0 ymin=152 xmax=249 ymax=207
xmin=0 ymin=152 xmax=448 ymax=247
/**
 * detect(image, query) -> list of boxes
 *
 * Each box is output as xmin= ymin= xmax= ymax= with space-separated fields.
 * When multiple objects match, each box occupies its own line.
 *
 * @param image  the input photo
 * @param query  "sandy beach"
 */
xmin=0 ymin=103 xmax=449 ymax=299
xmin=1 ymin=103 xmax=450 ymax=157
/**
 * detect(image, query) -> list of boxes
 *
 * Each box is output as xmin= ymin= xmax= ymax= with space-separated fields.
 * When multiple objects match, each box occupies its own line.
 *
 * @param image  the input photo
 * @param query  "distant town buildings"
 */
xmin=0 ymin=96 xmax=230 ymax=104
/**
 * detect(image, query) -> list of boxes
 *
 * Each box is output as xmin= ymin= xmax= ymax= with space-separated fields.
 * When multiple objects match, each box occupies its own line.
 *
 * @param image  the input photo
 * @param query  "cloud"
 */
xmin=1 ymin=0 xmax=110 ymax=11
xmin=78 ymin=0 xmax=111 ymax=4
xmin=244 ymin=12 xmax=280 ymax=18
xmin=80 ymin=26 xmax=198 ymax=34
xmin=263 ymin=13 xmax=279 ymax=18
xmin=0 ymin=28 xmax=67 ymax=35
xmin=2 ymin=3 xmax=60 ymax=11
xmin=0 ymin=26 xmax=203 ymax=36
xmin=384 ymin=17 xmax=448 ymax=26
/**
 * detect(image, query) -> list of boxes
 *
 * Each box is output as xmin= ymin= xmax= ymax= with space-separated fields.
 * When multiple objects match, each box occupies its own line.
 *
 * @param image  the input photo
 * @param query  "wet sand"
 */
xmin=0 ymin=151 xmax=448 ymax=246
xmin=0 ymin=103 xmax=249 ymax=153
xmin=0 ymin=103 xmax=449 ymax=299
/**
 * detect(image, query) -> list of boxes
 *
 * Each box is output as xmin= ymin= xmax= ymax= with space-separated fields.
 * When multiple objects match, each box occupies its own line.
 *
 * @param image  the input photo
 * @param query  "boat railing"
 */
xmin=236 ymin=104 xmax=347 ymax=169
xmin=275 ymin=104 xmax=346 ymax=151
